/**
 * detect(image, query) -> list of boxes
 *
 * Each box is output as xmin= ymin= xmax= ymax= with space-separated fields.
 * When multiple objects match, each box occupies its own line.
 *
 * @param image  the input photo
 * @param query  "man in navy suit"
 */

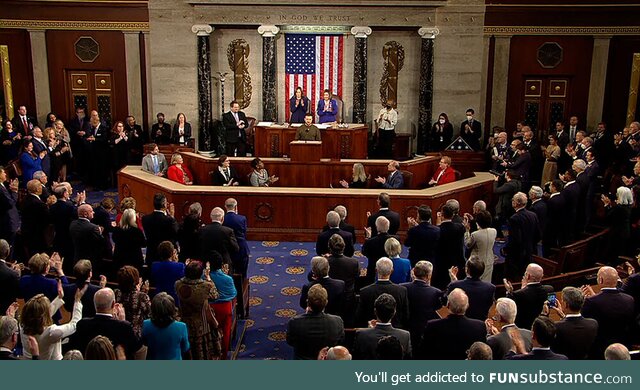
xmin=299 ymin=256 xmax=345 ymax=317
xmin=543 ymin=180 xmax=565 ymax=255
xmin=400 ymin=261 xmax=443 ymax=350
xmin=503 ymin=192 xmax=540 ymax=279
xmin=20 ymin=179 xmax=51 ymax=256
xmin=325 ymin=234 xmax=359 ymax=327
xmin=316 ymin=211 xmax=354 ymax=257
xmin=367 ymin=192 xmax=401 ymax=236
xmin=356 ymin=258 xmax=409 ymax=329
xmin=527 ymin=186 xmax=547 ymax=241
xmin=507 ymin=316 xmax=568 ymax=360
xmin=405 ymin=205 xmax=440 ymax=267
xmin=362 ymin=216 xmax=399 ymax=285
xmin=505 ymin=263 xmax=553 ymax=330
xmin=433 ymin=203 xmax=466 ymax=290
xmin=550 ymin=286 xmax=598 ymax=360
xmin=49 ymin=184 xmax=80 ymax=274
xmin=322 ymin=205 xmax=356 ymax=239
xmin=375 ymin=160 xmax=404 ymax=189
xmin=447 ymin=256 xmax=495 ymax=321
xmin=30 ymin=127 xmax=51 ymax=177
xmin=221 ymin=100 xmax=248 ymax=157
xmin=198 ymin=207 xmax=239 ymax=271
xmin=418 ymin=288 xmax=486 ymax=359
xmin=582 ymin=266 xmax=635 ymax=359
xmin=69 ymin=204 xmax=106 ymax=266
xmin=142 ymin=193 xmax=179 ymax=263
xmin=222 ymin=198 xmax=250 ymax=278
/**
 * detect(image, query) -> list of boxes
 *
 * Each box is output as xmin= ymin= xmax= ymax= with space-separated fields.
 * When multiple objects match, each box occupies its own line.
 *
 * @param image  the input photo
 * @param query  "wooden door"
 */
xmin=522 ymin=77 xmax=570 ymax=141
xmin=65 ymin=70 xmax=114 ymax=128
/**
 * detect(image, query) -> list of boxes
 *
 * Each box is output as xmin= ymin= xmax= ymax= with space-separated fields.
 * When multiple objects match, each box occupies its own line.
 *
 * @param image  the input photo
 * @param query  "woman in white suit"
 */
xmin=463 ymin=210 xmax=497 ymax=283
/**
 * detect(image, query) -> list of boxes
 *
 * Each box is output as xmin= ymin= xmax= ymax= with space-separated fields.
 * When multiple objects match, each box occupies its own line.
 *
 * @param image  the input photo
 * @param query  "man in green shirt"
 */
xmin=295 ymin=113 xmax=321 ymax=141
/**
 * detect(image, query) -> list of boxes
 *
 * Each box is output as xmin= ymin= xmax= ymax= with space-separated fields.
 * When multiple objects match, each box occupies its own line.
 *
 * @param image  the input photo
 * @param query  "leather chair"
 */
xmin=245 ymin=116 xmax=257 ymax=154
xmin=333 ymin=96 xmax=345 ymax=123
xmin=400 ymin=170 xmax=414 ymax=189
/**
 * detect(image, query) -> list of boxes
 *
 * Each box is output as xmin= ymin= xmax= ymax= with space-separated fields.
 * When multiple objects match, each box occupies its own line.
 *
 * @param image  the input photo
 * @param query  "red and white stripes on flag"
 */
xmin=285 ymin=34 xmax=343 ymax=122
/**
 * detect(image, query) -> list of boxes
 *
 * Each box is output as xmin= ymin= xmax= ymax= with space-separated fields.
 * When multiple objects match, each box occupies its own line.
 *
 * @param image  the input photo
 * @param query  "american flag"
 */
xmin=285 ymin=34 xmax=343 ymax=122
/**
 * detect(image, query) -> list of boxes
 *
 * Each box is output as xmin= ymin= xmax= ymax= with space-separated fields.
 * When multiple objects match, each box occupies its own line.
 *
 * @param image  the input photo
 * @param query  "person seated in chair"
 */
xmin=166 ymin=153 xmax=193 ymax=185
xmin=429 ymin=156 xmax=456 ymax=186
xmin=295 ymin=113 xmax=321 ymax=141
xmin=249 ymin=158 xmax=278 ymax=187
xmin=213 ymin=155 xmax=240 ymax=186
xmin=375 ymin=160 xmax=404 ymax=189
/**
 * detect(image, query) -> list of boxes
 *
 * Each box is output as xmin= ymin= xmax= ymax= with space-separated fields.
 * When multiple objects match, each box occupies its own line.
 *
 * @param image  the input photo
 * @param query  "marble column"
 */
xmin=192 ymin=24 xmax=214 ymax=152
xmin=258 ymin=25 xmax=280 ymax=122
xmin=417 ymin=27 xmax=439 ymax=154
xmin=123 ymin=32 xmax=143 ymax=122
xmin=587 ymin=36 xmax=612 ymax=131
xmin=351 ymin=26 xmax=372 ymax=124
xmin=491 ymin=36 xmax=512 ymax=131
xmin=28 ymin=30 xmax=51 ymax=124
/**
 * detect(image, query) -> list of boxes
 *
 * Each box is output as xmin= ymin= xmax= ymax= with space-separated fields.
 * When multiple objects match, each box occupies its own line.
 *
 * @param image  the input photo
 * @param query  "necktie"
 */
xmin=225 ymin=168 xmax=230 ymax=181
xmin=570 ymin=126 xmax=576 ymax=140
xmin=153 ymin=155 xmax=159 ymax=174
xmin=233 ymin=112 xmax=239 ymax=123
xmin=22 ymin=117 xmax=28 ymax=131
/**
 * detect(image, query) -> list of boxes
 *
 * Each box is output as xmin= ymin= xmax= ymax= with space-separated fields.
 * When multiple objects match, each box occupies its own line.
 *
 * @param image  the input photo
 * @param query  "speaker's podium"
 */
xmin=289 ymin=140 xmax=322 ymax=162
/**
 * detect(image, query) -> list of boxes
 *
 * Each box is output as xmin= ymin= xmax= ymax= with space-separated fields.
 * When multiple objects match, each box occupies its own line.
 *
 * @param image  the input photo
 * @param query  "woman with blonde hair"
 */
xmin=53 ymin=119 xmax=72 ymax=181
xmin=20 ymin=283 xmax=87 ymax=359
xmin=112 ymin=208 xmax=146 ymax=269
xmin=85 ymin=335 xmax=125 ymax=360
xmin=115 ymin=196 xmax=143 ymax=230
xmin=339 ymin=162 xmax=368 ymax=188
xmin=384 ymin=237 xmax=411 ymax=283
xmin=167 ymin=153 xmax=193 ymax=185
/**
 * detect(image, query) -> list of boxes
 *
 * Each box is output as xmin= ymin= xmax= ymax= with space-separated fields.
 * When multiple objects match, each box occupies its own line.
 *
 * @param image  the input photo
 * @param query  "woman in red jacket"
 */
xmin=429 ymin=155 xmax=456 ymax=186
xmin=167 ymin=153 xmax=193 ymax=185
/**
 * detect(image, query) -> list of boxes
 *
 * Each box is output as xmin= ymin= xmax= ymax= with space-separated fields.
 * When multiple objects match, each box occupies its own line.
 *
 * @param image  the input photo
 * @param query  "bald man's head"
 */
xmin=597 ymin=266 xmax=619 ymax=288
xmin=525 ymin=263 xmax=544 ymax=282
xmin=77 ymin=204 xmax=93 ymax=219
xmin=94 ymin=288 xmax=115 ymax=313
xmin=326 ymin=346 xmax=352 ymax=360
xmin=448 ymin=288 xmax=469 ymax=315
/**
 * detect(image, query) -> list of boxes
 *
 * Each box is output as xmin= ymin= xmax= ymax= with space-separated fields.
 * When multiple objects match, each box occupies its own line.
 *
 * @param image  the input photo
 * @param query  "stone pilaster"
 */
xmin=350 ymin=26 xmax=371 ymax=124
xmin=587 ymin=36 xmax=612 ymax=131
xmin=28 ymin=30 xmax=51 ymax=124
xmin=491 ymin=36 xmax=512 ymax=132
xmin=418 ymin=27 xmax=439 ymax=154
xmin=123 ymin=32 xmax=143 ymax=123
xmin=258 ymin=25 xmax=280 ymax=122
xmin=192 ymin=24 xmax=214 ymax=151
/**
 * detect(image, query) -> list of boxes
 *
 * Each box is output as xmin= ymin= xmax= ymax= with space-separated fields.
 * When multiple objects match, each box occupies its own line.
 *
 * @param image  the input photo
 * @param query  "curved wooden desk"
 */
xmin=118 ymin=166 xmax=494 ymax=241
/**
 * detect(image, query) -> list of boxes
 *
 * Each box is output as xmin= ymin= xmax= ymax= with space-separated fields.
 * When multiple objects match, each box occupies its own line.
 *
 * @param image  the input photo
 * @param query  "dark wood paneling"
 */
xmin=603 ymin=37 xmax=640 ymax=132
xmin=505 ymin=36 xmax=593 ymax=135
xmin=118 ymin=166 xmax=494 ymax=242
xmin=46 ymin=30 xmax=128 ymax=123
xmin=1 ymin=1 xmax=149 ymax=22
xmin=0 ymin=29 xmax=35 ymax=120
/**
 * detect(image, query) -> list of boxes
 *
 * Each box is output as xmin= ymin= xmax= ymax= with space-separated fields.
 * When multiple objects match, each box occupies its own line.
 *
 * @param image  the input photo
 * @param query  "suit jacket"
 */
xmin=62 ymin=282 xmax=100 ymax=318
xmin=621 ymin=272 xmax=640 ymax=315
xmin=356 ymin=280 xmax=409 ymax=329
xmin=508 ymin=283 xmax=554 ymax=330
xmin=551 ymin=315 xmax=598 ymax=360
xmin=504 ymin=208 xmax=540 ymax=278
xmin=212 ymin=166 xmax=241 ymax=186
xmin=69 ymin=218 xmax=106 ymax=264
xmin=508 ymin=348 xmax=568 ymax=360
xmin=69 ymin=314 xmax=141 ymax=360
xmin=405 ymin=222 xmax=440 ymax=266
xmin=286 ymin=311 xmax=344 ymax=360
xmin=383 ymin=170 xmax=404 ymax=189
xmin=48 ymin=199 xmax=77 ymax=267
xmin=197 ymin=222 xmax=240 ymax=267
xmin=317 ymin=99 xmax=338 ymax=123
xmin=419 ymin=314 xmax=486 ymax=359
xmin=362 ymin=232 xmax=399 ymax=284
xmin=556 ymin=131 xmax=570 ymax=150
xmin=460 ymin=120 xmax=482 ymax=150
xmin=508 ymin=151 xmax=532 ymax=183
xmin=299 ymin=277 xmax=345 ymax=316
xmin=20 ymin=194 xmax=51 ymax=254
xmin=487 ymin=325 xmax=533 ymax=360
xmin=544 ymin=193 xmax=566 ymax=251
xmin=316 ymin=227 xmax=354 ymax=257
xmin=222 ymin=211 xmax=250 ymax=276
xmin=222 ymin=111 xmax=248 ymax=143
xmin=433 ymin=221 xmax=466 ymax=290
xmin=582 ymin=289 xmax=635 ymax=358
xmin=12 ymin=114 xmax=38 ymax=137
xmin=400 ymin=280 xmax=443 ymax=348
xmin=151 ymin=122 xmax=172 ymax=144
xmin=528 ymin=199 xmax=547 ymax=238
xmin=367 ymin=208 xmax=401 ymax=236
xmin=31 ymin=137 xmax=51 ymax=177
xmin=447 ymin=278 xmax=495 ymax=321
xmin=431 ymin=166 xmax=456 ymax=185
xmin=322 ymin=220 xmax=356 ymax=242
xmin=141 ymin=211 xmax=178 ymax=262
xmin=0 ymin=261 xmax=20 ymax=313
xmin=141 ymin=153 xmax=168 ymax=175
xmin=0 ymin=182 xmax=20 ymax=240
xmin=561 ymin=182 xmax=581 ymax=238
xmin=171 ymin=122 xmax=192 ymax=144
xmin=353 ymin=323 xmax=412 ymax=360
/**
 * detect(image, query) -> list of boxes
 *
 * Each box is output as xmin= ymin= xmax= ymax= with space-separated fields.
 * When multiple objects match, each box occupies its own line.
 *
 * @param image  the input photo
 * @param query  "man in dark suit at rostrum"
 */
xmin=507 ymin=316 xmax=568 ymax=360
xmin=374 ymin=160 xmax=404 ymax=189
xmin=549 ymin=286 xmax=598 ymax=360
xmin=446 ymin=256 xmax=495 ymax=321
xmin=322 ymin=205 xmax=356 ymax=241
xmin=582 ymin=266 xmax=635 ymax=359
xmin=222 ymin=100 xmax=249 ymax=157
xmin=299 ymin=256 xmax=345 ymax=317
xmin=486 ymin=297 xmax=532 ymax=360
xmin=222 ymin=198 xmax=250 ymax=278
xmin=400 ymin=261 xmax=443 ymax=350
xmin=69 ymin=288 xmax=141 ymax=360
xmin=0 ymin=240 xmax=20 ymax=314
xmin=502 ymin=192 xmax=540 ymax=280
xmin=198 ymin=207 xmax=239 ymax=270
xmin=353 ymin=293 xmax=412 ymax=360
xmin=418 ymin=288 xmax=486 ymax=360
xmin=11 ymin=105 xmax=38 ymax=137
xmin=20 ymin=179 xmax=51 ymax=257
xmin=286 ymin=284 xmax=344 ymax=360
xmin=141 ymin=193 xmax=179 ymax=263
xmin=356 ymin=257 xmax=409 ymax=330
xmin=325 ymin=234 xmax=359 ymax=327
xmin=433 ymin=203 xmax=466 ymax=290
xmin=362 ymin=216 xmax=399 ymax=285
xmin=404 ymin=205 xmax=440 ymax=267
xmin=316 ymin=210 xmax=354 ymax=257
xmin=505 ymin=263 xmax=553 ymax=330
xmin=367 ymin=192 xmax=401 ymax=236
xmin=69 ymin=204 xmax=106 ymax=270
xmin=527 ymin=186 xmax=547 ymax=239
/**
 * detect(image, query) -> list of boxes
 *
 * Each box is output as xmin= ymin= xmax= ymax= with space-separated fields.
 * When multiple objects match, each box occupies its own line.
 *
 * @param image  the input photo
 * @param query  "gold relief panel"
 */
xmin=549 ymin=80 xmax=567 ymax=98
xmin=227 ymin=39 xmax=252 ymax=110
xmin=524 ymin=80 xmax=542 ymax=98
xmin=0 ymin=45 xmax=14 ymax=121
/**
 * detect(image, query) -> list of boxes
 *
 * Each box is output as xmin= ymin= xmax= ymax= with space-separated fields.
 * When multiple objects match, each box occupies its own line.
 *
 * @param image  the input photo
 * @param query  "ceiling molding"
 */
xmin=485 ymin=26 xmax=640 ymax=36
xmin=0 ymin=19 xmax=149 ymax=31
